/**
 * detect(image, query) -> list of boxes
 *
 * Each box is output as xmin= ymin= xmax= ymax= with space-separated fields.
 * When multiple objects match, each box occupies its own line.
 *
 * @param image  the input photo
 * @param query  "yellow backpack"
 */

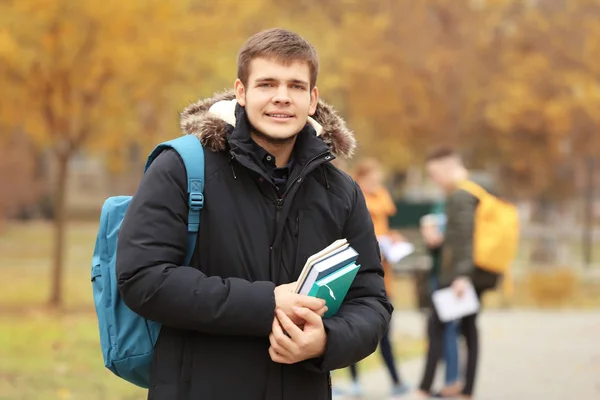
xmin=457 ymin=180 xmax=520 ymax=276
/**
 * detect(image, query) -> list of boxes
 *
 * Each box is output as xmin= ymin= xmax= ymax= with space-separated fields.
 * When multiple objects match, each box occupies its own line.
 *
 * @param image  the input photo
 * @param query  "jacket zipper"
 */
xmin=280 ymin=151 xmax=331 ymax=200
xmin=273 ymin=197 xmax=284 ymax=245
xmin=270 ymin=151 xmax=331 ymax=281
xmin=271 ymin=150 xmax=330 ymax=242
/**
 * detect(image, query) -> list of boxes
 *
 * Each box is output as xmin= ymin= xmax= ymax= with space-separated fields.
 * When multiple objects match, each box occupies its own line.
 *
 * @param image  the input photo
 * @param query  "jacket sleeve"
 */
xmin=445 ymin=189 xmax=478 ymax=279
xmin=116 ymin=150 xmax=275 ymax=337
xmin=303 ymin=182 xmax=393 ymax=372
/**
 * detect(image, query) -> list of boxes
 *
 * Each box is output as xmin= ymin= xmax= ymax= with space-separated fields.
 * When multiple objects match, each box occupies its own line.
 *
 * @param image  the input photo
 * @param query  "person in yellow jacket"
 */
xmin=333 ymin=158 xmax=410 ymax=399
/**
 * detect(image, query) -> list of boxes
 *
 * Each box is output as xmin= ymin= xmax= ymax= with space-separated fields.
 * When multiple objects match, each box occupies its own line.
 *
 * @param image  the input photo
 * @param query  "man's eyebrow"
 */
xmin=254 ymin=77 xmax=309 ymax=86
xmin=288 ymin=79 xmax=309 ymax=86
xmin=255 ymin=77 xmax=277 ymax=83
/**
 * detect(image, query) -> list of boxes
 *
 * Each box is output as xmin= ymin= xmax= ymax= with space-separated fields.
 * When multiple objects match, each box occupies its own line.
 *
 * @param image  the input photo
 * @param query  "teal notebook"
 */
xmin=307 ymin=262 xmax=360 ymax=318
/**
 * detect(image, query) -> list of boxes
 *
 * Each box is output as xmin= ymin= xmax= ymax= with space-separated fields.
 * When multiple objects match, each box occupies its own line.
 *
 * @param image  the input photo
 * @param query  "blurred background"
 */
xmin=1 ymin=0 xmax=599 ymax=399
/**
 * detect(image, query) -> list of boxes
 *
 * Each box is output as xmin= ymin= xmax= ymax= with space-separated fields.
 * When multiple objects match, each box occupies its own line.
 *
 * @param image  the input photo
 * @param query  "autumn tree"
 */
xmin=0 ymin=0 xmax=201 ymax=307
xmin=468 ymin=0 xmax=600 ymax=205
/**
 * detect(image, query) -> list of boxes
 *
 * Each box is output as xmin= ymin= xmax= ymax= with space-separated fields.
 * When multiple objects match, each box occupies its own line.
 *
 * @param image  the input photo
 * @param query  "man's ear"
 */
xmin=234 ymin=79 xmax=246 ymax=107
xmin=309 ymin=86 xmax=319 ymax=116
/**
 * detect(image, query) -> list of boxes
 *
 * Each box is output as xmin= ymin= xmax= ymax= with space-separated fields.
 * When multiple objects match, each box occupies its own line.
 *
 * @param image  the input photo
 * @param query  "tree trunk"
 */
xmin=583 ymin=156 xmax=594 ymax=267
xmin=48 ymin=153 xmax=69 ymax=308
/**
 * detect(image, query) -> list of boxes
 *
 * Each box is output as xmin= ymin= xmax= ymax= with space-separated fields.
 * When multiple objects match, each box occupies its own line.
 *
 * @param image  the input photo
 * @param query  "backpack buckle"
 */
xmin=189 ymin=192 xmax=204 ymax=210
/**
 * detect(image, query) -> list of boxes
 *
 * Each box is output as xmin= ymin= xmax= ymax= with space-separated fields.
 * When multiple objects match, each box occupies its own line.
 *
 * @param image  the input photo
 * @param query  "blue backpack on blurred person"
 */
xmin=90 ymin=135 xmax=205 ymax=388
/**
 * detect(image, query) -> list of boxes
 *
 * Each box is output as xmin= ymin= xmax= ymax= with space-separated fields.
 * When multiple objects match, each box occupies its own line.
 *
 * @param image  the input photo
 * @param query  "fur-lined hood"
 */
xmin=179 ymin=90 xmax=356 ymax=159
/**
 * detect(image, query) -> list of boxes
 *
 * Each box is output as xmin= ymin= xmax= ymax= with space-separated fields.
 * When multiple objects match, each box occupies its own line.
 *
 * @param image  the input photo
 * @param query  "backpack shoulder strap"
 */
xmin=457 ymin=180 xmax=489 ymax=201
xmin=145 ymin=135 xmax=205 ymax=265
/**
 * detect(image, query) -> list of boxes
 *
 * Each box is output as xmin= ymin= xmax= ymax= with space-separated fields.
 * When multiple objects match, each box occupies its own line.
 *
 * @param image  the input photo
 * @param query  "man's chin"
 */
xmin=252 ymin=126 xmax=300 ymax=145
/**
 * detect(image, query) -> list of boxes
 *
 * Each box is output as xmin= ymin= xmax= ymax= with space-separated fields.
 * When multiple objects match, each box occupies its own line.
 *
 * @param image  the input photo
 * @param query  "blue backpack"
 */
xmin=91 ymin=135 xmax=205 ymax=388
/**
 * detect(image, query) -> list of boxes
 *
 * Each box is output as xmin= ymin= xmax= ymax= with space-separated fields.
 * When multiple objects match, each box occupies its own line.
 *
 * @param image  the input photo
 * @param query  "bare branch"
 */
xmin=81 ymin=67 xmax=113 ymax=106
xmin=40 ymin=74 xmax=57 ymax=137
xmin=72 ymin=21 xmax=97 ymax=68
xmin=1 ymin=65 xmax=26 ymax=84
xmin=71 ymin=68 xmax=114 ymax=150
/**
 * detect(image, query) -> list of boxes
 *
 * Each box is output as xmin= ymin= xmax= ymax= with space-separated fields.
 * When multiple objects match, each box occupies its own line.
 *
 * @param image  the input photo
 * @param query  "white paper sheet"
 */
xmin=432 ymin=281 xmax=480 ymax=322
xmin=377 ymin=236 xmax=414 ymax=264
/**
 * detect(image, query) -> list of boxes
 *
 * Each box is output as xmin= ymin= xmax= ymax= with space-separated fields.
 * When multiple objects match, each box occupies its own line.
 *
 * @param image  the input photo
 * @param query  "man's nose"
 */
xmin=272 ymin=86 xmax=291 ymax=105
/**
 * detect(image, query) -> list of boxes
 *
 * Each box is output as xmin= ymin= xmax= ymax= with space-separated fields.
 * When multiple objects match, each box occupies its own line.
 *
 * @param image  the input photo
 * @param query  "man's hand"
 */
xmin=451 ymin=277 xmax=470 ymax=298
xmin=274 ymin=282 xmax=327 ymax=326
xmin=389 ymin=229 xmax=406 ymax=243
xmin=420 ymin=224 xmax=444 ymax=248
xmin=269 ymin=307 xmax=327 ymax=364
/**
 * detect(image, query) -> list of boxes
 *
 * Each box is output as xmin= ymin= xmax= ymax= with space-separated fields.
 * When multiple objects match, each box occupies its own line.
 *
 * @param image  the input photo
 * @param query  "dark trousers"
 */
xmin=419 ymin=290 xmax=482 ymax=396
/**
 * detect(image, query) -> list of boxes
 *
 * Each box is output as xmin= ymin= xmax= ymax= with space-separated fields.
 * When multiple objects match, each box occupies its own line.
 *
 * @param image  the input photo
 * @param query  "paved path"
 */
xmin=333 ymin=310 xmax=600 ymax=399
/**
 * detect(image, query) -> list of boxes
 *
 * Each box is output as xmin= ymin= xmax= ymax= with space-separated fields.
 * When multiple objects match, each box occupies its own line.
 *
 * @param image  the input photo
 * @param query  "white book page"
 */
xmin=294 ymin=239 xmax=348 ymax=293
xmin=298 ymin=247 xmax=357 ymax=295
xmin=432 ymin=281 xmax=480 ymax=322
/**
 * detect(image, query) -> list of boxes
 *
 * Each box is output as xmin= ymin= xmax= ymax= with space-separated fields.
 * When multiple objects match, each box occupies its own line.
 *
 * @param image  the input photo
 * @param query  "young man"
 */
xmin=116 ymin=28 xmax=393 ymax=400
xmin=414 ymin=146 xmax=498 ymax=400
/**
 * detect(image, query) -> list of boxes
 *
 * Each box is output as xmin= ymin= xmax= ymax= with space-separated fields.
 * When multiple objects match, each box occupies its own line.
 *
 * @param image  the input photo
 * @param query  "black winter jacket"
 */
xmin=116 ymin=91 xmax=393 ymax=400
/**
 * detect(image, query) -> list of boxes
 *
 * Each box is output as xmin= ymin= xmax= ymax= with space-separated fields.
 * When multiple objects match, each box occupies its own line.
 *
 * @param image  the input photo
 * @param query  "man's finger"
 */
xmin=272 ymin=315 xmax=297 ymax=353
xmin=269 ymin=345 xmax=292 ymax=364
xmin=276 ymin=309 xmax=303 ymax=340
xmin=296 ymin=294 xmax=326 ymax=311
xmin=269 ymin=332 xmax=291 ymax=358
xmin=293 ymin=306 xmax=323 ymax=326
xmin=316 ymin=305 xmax=328 ymax=317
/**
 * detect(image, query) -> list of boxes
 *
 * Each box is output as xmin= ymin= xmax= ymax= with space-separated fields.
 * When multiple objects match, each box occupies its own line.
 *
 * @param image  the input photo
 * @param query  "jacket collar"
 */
xmin=179 ymin=90 xmax=356 ymax=160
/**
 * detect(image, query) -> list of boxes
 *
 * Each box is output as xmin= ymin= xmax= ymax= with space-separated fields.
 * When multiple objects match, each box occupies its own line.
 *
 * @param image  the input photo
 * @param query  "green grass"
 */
xmin=0 ymin=221 xmax=146 ymax=399
xmin=0 ymin=312 xmax=146 ymax=400
xmin=0 ymin=221 xmax=97 ymax=310
xmin=0 ymin=221 xmax=423 ymax=399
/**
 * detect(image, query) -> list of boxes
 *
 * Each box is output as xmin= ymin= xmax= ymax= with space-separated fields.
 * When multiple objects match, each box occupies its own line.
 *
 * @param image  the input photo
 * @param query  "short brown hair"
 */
xmin=237 ymin=28 xmax=319 ymax=88
xmin=425 ymin=145 xmax=460 ymax=162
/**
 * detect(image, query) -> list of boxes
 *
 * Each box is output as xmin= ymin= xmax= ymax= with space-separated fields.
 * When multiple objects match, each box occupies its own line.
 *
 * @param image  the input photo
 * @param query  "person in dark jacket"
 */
xmin=413 ymin=146 xmax=498 ymax=400
xmin=420 ymin=208 xmax=462 ymax=398
xmin=116 ymin=28 xmax=393 ymax=400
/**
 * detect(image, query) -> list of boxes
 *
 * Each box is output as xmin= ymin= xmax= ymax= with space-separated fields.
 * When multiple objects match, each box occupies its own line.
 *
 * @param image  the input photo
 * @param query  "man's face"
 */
xmin=358 ymin=170 xmax=383 ymax=194
xmin=234 ymin=57 xmax=318 ymax=143
xmin=426 ymin=158 xmax=454 ymax=191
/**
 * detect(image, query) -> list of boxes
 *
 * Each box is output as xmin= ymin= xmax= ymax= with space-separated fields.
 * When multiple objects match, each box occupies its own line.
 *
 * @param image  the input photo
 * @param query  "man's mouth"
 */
xmin=265 ymin=113 xmax=294 ymax=119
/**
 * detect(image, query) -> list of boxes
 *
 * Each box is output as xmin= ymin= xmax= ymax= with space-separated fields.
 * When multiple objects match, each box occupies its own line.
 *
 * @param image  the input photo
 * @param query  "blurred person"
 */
xmin=116 ymin=28 xmax=393 ymax=400
xmin=412 ymin=146 xmax=499 ymax=400
xmin=333 ymin=158 xmax=410 ymax=399
xmin=420 ymin=208 xmax=461 ymax=398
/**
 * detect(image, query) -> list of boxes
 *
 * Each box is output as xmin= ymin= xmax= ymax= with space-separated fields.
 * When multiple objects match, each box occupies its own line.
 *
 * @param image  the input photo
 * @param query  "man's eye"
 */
xmin=259 ymin=83 xmax=273 ymax=88
xmin=292 ymin=85 xmax=305 ymax=90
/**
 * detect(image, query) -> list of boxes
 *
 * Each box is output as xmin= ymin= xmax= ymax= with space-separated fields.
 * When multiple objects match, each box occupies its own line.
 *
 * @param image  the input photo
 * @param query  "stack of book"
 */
xmin=294 ymin=239 xmax=360 ymax=318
